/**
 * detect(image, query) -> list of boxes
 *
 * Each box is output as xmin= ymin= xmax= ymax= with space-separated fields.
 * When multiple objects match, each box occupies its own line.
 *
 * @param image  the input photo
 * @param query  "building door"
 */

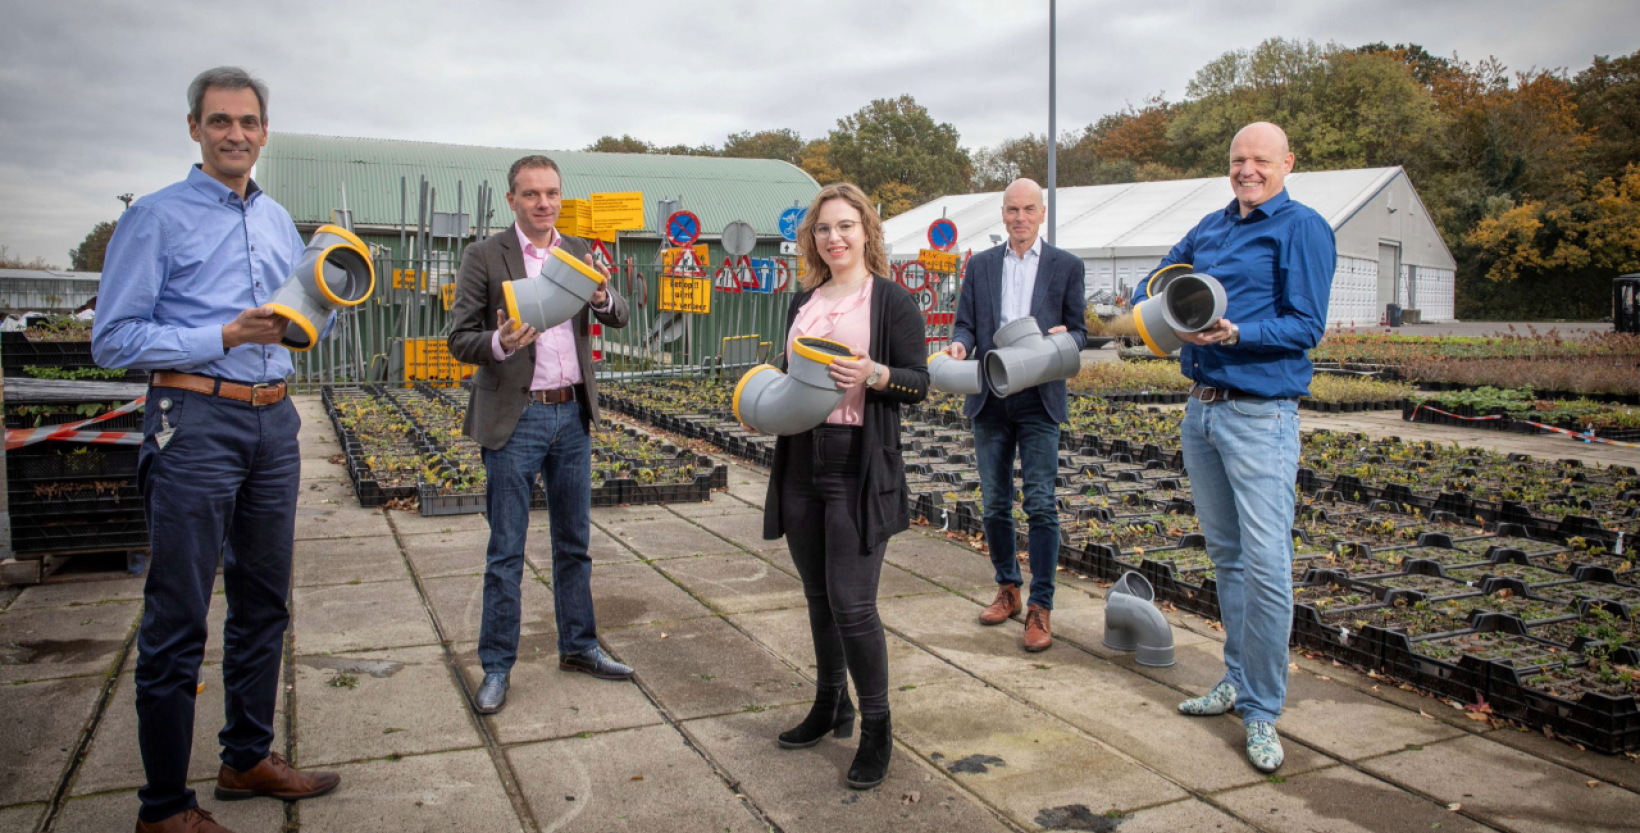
xmin=1377 ymin=243 xmax=1400 ymax=317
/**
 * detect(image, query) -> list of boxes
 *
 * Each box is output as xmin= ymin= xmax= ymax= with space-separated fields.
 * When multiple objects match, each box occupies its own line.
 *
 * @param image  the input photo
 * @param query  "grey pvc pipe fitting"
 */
xmin=267 ymin=224 xmax=375 ymax=352
xmin=983 ymin=316 xmax=1081 ymax=398
xmin=1103 ymin=571 xmax=1176 ymax=667
xmin=928 ymin=351 xmax=984 ymax=395
xmin=1129 ymin=267 xmax=1226 ymax=357
xmin=732 ymin=336 xmax=849 ymax=436
xmin=503 ymin=247 xmax=607 ymax=333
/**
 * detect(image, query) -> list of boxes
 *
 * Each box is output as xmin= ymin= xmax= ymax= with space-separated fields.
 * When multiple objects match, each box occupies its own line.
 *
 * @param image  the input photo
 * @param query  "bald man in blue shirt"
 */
xmin=1132 ymin=122 xmax=1335 ymax=775
xmin=94 ymin=67 xmax=340 ymax=833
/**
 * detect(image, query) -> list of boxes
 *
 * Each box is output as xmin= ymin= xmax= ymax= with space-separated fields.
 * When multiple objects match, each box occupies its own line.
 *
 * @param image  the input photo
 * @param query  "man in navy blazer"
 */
xmin=943 ymin=178 xmax=1087 ymax=651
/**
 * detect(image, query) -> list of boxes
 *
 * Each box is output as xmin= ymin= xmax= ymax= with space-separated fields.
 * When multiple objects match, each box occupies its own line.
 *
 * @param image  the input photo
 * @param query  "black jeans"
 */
xmin=780 ymin=426 xmax=890 ymax=717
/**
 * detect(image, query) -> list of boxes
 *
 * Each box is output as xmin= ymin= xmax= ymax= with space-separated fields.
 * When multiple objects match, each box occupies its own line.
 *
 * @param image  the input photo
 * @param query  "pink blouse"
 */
xmin=788 ymin=279 xmax=874 ymax=426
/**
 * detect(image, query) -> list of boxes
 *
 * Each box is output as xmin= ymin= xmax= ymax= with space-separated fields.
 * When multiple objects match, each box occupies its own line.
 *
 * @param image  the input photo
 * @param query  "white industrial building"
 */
xmin=883 ymin=167 xmax=1456 ymax=325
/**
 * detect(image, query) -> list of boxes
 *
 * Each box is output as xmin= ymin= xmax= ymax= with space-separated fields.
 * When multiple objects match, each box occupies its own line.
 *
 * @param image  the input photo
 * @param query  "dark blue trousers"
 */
xmin=134 ymin=386 xmax=300 ymax=823
xmin=974 ymin=391 xmax=1063 ymax=609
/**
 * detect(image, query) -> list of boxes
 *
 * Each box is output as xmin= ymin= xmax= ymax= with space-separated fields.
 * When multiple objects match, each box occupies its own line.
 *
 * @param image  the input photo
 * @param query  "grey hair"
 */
xmin=188 ymin=66 xmax=269 ymax=123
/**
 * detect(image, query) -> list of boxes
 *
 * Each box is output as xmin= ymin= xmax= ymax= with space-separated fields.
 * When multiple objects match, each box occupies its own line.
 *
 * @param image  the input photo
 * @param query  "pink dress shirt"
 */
xmin=789 ymin=278 xmax=873 ymax=426
xmin=492 ymin=225 xmax=608 ymax=390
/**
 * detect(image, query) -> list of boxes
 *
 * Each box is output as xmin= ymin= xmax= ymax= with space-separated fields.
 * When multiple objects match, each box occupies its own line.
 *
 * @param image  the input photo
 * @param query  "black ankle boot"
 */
xmin=778 ymin=686 xmax=855 ymax=749
xmin=846 ymin=713 xmax=891 ymax=789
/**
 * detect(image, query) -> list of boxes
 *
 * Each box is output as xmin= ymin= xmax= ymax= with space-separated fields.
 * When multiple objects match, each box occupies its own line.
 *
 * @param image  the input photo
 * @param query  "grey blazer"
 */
xmin=447 ymin=224 xmax=629 ymax=450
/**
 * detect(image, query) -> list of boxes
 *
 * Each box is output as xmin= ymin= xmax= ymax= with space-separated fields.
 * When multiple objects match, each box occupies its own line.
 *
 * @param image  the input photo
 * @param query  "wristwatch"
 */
xmin=864 ymin=362 xmax=884 ymax=387
xmin=1224 ymin=323 xmax=1240 ymax=346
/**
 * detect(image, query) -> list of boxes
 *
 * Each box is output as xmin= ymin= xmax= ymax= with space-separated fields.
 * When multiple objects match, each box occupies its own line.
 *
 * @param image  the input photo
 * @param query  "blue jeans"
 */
xmin=480 ymin=400 xmax=597 ymax=671
xmin=135 ymin=388 xmax=300 ymax=823
xmin=973 ymin=391 xmax=1061 ymax=609
xmin=1181 ymin=396 xmax=1300 ymax=725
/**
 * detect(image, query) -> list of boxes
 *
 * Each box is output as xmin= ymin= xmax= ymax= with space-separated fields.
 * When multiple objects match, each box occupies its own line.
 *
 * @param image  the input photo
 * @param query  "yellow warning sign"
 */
xmin=663 ymin=245 xmax=711 ymax=272
xmin=658 ymin=276 xmax=712 ymax=314
xmin=919 ymin=249 xmax=959 ymax=273
xmin=591 ymin=192 xmax=645 ymax=233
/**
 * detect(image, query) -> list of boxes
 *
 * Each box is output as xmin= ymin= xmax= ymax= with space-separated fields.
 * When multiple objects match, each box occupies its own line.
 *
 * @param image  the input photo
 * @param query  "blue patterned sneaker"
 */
xmin=1177 ymin=681 xmax=1237 ymax=716
xmin=1245 ymin=721 xmax=1284 ymax=773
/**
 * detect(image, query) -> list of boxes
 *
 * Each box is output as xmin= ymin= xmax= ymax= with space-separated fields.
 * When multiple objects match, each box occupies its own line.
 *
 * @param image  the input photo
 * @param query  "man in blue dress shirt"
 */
xmin=93 ymin=67 xmax=340 ymax=833
xmin=1132 ymin=122 xmax=1335 ymax=774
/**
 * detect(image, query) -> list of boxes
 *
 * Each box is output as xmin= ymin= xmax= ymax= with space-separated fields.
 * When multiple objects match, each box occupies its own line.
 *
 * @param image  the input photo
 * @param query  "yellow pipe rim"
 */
xmin=315 ymin=223 xmax=369 ymax=251
xmin=733 ymin=364 xmax=778 ymax=424
xmin=501 ymin=281 xmax=522 ymax=328
xmin=1131 ymin=300 xmax=1170 ymax=357
xmin=792 ymin=336 xmax=852 ymax=366
xmin=1144 ymin=262 xmax=1193 ymax=299
xmin=549 ymin=246 xmax=608 ymax=285
xmin=265 ymin=302 xmax=318 ymax=352
xmin=311 ymin=244 xmax=374 ymax=307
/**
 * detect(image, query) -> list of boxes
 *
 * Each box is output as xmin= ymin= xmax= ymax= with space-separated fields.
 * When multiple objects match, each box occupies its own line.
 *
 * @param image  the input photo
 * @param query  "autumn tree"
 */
xmin=721 ymin=129 xmax=807 ymax=166
xmin=1573 ymin=50 xmax=1640 ymax=181
xmin=0 ymin=245 xmax=57 ymax=270
xmin=585 ymin=135 xmax=657 ymax=154
xmin=69 ymin=220 xmax=117 ymax=272
xmin=826 ymin=95 xmax=972 ymax=217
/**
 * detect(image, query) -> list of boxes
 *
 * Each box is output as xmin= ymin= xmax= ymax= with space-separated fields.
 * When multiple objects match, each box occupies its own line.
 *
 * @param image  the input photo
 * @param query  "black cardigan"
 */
xmin=762 ymin=276 xmax=930 ymax=552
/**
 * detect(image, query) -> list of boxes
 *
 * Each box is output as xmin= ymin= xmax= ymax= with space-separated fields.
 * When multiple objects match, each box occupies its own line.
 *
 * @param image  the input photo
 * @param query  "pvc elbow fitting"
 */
xmin=928 ymin=351 xmax=984 ymax=395
xmin=503 ymin=247 xmax=607 ymax=333
xmin=984 ymin=316 xmax=1082 ymax=398
xmin=1102 ymin=571 xmax=1176 ymax=667
xmin=732 ymin=336 xmax=850 ymax=436
xmin=267 ymin=224 xmax=375 ymax=352
xmin=1129 ymin=267 xmax=1227 ymax=357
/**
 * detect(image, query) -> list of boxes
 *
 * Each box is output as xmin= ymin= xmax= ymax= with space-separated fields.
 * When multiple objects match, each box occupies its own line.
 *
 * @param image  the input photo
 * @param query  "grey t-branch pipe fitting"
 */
xmin=1130 ymin=264 xmax=1226 ymax=357
xmin=983 ymin=316 xmax=1082 ymax=398
xmin=1102 ymin=571 xmax=1176 ymax=667
xmin=928 ymin=351 xmax=984 ymax=395
xmin=732 ymin=336 xmax=850 ymax=436
xmin=267 ymin=224 xmax=375 ymax=352
xmin=503 ymin=246 xmax=607 ymax=332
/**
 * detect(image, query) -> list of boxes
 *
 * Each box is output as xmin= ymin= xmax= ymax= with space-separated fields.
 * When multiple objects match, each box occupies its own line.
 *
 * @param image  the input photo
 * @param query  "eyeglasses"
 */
xmin=812 ymin=221 xmax=859 ymax=238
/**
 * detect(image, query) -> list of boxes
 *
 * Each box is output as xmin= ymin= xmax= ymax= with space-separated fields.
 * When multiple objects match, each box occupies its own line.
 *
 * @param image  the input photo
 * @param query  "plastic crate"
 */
xmin=9 ymin=514 xmax=148 ymax=554
xmin=6 ymin=444 xmax=140 ymax=482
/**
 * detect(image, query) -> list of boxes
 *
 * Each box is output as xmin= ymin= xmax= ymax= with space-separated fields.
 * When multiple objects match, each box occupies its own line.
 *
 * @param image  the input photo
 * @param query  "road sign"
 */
xmin=589 ymin=239 xmax=615 ymax=272
xmin=927 ymin=218 xmax=958 ymax=252
xmin=590 ymin=192 xmax=645 ymax=232
xmin=721 ymin=220 xmax=756 ymax=257
xmin=779 ymin=207 xmax=806 ymax=242
xmin=919 ymin=249 xmax=959 ymax=273
xmin=665 ymin=210 xmax=701 ymax=248
xmin=778 ymin=241 xmax=798 ymax=256
xmin=663 ymin=245 xmax=710 ymax=272
xmin=658 ymin=276 xmax=712 ymax=314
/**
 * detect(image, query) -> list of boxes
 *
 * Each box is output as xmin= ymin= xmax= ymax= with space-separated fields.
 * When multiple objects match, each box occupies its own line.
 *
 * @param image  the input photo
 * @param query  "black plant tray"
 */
xmin=6 ymin=444 xmax=139 ymax=482
xmin=9 ymin=514 xmax=148 ymax=555
xmin=1486 ymin=661 xmax=1640 ymax=755
xmin=8 ymin=481 xmax=143 ymax=517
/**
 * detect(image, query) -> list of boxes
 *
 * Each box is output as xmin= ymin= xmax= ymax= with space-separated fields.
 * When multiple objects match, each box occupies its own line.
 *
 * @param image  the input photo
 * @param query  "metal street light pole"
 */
xmin=1047 ymin=0 xmax=1057 ymax=247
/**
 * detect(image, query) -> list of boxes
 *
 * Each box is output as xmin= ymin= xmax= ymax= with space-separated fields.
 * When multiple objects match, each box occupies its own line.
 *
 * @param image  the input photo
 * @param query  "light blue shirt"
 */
xmin=93 ymin=165 xmax=319 ymax=384
xmin=999 ymin=236 xmax=1041 ymax=325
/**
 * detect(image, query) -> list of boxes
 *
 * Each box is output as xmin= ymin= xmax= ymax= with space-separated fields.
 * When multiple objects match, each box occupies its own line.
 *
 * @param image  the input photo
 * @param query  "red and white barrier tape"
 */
xmin=1411 ymin=403 xmax=1639 ymax=448
xmin=4 ymin=396 xmax=146 ymax=450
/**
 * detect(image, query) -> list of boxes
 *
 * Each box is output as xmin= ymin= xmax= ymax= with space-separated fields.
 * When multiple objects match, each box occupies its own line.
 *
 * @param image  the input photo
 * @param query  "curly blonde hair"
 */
xmin=795 ymin=182 xmax=890 ymax=292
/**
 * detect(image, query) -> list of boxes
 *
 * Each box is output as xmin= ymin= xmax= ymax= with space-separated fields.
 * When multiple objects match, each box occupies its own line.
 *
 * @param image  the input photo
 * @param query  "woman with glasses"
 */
xmin=756 ymin=182 xmax=928 ymax=789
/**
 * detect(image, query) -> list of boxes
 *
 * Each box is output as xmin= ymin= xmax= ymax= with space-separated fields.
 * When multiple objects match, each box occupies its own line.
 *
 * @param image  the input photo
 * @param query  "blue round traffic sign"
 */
xmin=927 ymin=218 xmax=958 ymax=252
xmin=779 ymin=207 xmax=806 ymax=243
xmin=666 ymin=210 xmax=701 ymax=248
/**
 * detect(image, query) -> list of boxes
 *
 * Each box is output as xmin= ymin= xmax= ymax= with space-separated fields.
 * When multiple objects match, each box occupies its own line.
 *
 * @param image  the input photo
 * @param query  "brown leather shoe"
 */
xmin=214 ymin=752 xmax=340 ymax=802
xmin=134 ymin=806 xmax=233 ymax=832
xmin=1023 ymin=605 xmax=1052 ymax=652
xmin=979 ymin=584 xmax=1022 ymax=625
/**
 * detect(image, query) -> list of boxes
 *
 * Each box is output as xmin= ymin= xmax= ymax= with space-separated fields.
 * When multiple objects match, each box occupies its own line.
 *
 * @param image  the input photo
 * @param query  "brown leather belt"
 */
xmin=1189 ymin=383 xmax=1253 ymax=403
xmin=151 ymin=371 xmax=288 ymax=406
xmin=530 ymin=386 xmax=578 ymax=405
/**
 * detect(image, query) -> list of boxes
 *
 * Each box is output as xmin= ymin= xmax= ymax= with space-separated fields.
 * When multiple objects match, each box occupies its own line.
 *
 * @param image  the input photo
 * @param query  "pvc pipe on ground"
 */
xmin=1103 ymin=571 xmax=1176 ymax=667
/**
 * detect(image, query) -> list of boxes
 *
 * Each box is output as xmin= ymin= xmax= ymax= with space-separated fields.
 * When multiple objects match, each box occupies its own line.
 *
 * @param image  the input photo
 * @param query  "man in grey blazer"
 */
xmin=943 ymin=178 xmax=1087 ymax=652
xmin=447 ymin=155 xmax=632 ymax=714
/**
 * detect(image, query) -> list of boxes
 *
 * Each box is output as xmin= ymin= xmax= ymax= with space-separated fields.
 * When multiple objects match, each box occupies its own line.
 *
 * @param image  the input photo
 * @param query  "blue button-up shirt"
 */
xmin=1132 ymin=189 xmax=1335 ymax=399
xmin=93 ymin=165 xmax=313 ymax=384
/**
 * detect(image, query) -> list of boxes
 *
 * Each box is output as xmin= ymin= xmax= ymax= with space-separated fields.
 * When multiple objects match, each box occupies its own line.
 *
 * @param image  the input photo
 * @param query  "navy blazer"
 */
xmin=950 ymin=240 xmax=1088 ymax=423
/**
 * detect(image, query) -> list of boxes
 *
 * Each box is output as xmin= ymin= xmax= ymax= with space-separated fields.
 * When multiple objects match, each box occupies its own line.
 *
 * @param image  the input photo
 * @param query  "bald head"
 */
xmin=1228 ymin=121 xmax=1295 ymax=217
xmin=1001 ymin=178 xmax=1046 ymax=253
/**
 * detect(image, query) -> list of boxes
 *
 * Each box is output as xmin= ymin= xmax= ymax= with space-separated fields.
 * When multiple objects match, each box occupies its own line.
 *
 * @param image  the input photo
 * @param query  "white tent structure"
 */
xmin=883 ymin=167 xmax=1456 ymax=325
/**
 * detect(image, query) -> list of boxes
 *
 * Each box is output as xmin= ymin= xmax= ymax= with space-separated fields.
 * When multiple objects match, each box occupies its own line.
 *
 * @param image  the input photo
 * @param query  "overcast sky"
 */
xmin=1 ymin=0 xmax=1634 ymax=266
